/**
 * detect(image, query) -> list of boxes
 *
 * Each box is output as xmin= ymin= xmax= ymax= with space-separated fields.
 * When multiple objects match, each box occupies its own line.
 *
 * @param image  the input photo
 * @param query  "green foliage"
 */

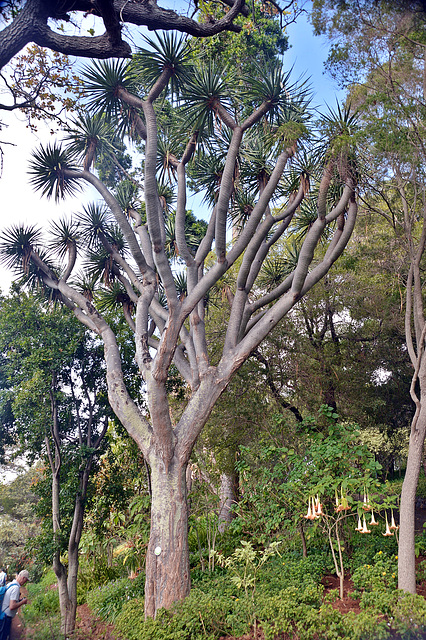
xmin=114 ymin=590 xmax=253 ymax=640
xmin=213 ymin=540 xmax=281 ymax=594
xmin=28 ymin=143 xmax=81 ymax=202
xmin=86 ymin=573 xmax=145 ymax=623
xmin=351 ymin=551 xmax=398 ymax=600
xmin=234 ymin=409 xmax=383 ymax=547
xmin=0 ymin=468 xmax=39 ymax=567
xmin=23 ymin=571 xmax=62 ymax=640
xmin=24 ymin=570 xmax=60 ymax=623
xmin=88 ymin=543 xmax=426 ymax=640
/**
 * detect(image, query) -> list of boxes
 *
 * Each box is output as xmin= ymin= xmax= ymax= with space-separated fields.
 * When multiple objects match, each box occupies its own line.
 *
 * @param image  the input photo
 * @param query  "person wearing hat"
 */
xmin=0 ymin=570 xmax=29 ymax=640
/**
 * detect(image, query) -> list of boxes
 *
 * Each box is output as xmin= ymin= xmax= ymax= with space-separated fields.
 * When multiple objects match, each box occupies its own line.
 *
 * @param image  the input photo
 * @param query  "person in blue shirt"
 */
xmin=0 ymin=570 xmax=29 ymax=640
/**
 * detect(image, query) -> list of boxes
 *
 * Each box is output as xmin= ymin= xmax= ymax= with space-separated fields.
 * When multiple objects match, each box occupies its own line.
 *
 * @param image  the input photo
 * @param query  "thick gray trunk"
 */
xmin=218 ymin=471 xmax=238 ymax=533
xmin=398 ymin=387 xmax=426 ymax=592
xmin=144 ymin=456 xmax=190 ymax=618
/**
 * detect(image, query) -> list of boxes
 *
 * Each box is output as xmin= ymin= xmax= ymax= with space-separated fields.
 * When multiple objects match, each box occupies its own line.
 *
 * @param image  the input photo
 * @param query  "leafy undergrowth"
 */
xmin=84 ymin=551 xmax=426 ymax=640
xmin=21 ymin=551 xmax=426 ymax=640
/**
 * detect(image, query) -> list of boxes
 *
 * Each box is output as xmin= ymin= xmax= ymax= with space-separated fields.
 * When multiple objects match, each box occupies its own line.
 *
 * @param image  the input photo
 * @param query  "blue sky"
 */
xmin=285 ymin=7 xmax=343 ymax=109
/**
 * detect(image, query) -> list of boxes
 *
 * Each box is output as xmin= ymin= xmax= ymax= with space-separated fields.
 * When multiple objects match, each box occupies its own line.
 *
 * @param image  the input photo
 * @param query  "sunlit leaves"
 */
xmin=28 ymin=143 xmax=81 ymax=202
xmin=318 ymin=101 xmax=360 ymax=166
xmin=243 ymin=63 xmax=312 ymax=129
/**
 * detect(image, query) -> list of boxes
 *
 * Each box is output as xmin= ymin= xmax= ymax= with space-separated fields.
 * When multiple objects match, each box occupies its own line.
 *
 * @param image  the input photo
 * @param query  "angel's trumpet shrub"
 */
xmin=389 ymin=511 xmax=399 ymax=531
xmin=382 ymin=513 xmax=394 ymax=537
xmin=360 ymin=516 xmax=371 ymax=534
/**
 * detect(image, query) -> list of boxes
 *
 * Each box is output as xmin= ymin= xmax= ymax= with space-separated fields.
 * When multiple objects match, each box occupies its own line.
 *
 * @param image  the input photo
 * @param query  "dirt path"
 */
xmin=10 ymin=613 xmax=25 ymax=640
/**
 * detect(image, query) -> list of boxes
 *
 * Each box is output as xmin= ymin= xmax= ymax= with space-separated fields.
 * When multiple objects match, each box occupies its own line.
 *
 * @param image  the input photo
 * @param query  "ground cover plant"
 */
xmin=85 ymin=543 xmax=426 ymax=640
xmin=71 ymin=411 xmax=426 ymax=640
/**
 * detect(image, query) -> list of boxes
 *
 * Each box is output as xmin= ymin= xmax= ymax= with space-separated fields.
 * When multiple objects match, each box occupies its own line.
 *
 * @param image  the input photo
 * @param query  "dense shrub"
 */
xmin=86 ymin=573 xmax=145 ymax=622
xmin=114 ymin=590 xmax=254 ymax=640
xmin=23 ymin=571 xmax=61 ymax=640
xmin=109 ymin=549 xmax=426 ymax=640
xmin=24 ymin=570 xmax=60 ymax=623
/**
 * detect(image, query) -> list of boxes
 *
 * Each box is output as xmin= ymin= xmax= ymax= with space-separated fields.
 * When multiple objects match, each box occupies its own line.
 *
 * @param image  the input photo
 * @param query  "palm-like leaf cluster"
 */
xmin=131 ymin=32 xmax=192 ymax=97
xmin=81 ymin=59 xmax=133 ymax=118
xmin=180 ymin=62 xmax=233 ymax=134
xmin=64 ymin=113 xmax=117 ymax=170
xmin=257 ymin=242 xmax=300 ymax=291
xmin=28 ymin=143 xmax=81 ymax=202
xmin=114 ymin=180 xmax=141 ymax=213
xmin=317 ymin=101 xmax=360 ymax=176
xmin=75 ymin=203 xmax=114 ymax=249
xmin=0 ymin=225 xmax=43 ymax=274
xmin=48 ymin=218 xmax=79 ymax=260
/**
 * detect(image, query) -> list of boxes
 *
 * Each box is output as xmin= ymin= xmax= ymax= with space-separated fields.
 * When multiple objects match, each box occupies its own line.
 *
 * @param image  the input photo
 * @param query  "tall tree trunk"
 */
xmin=218 ymin=470 xmax=239 ymax=533
xmin=66 ymin=545 xmax=79 ymax=633
xmin=398 ymin=364 xmax=426 ymax=592
xmin=144 ymin=454 xmax=190 ymax=618
xmin=52 ymin=494 xmax=84 ymax=636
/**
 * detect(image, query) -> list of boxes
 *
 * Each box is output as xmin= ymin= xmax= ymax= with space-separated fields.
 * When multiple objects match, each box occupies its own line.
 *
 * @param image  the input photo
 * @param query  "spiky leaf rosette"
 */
xmin=48 ymin=218 xmax=80 ymax=260
xmin=81 ymin=59 xmax=139 ymax=139
xmin=258 ymin=242 xmax=300 ymax=292
xmin=75 ymin=203 xmax=114 ymax=249
xmin=317 ymin=101 xmax=360 ymax=179
xmin=130 ymin=32 xmax=192 ymax=98
xmin=114 ymin=180 xmax=141 ymax=213
xmin=180 ymin=62 xmax=233 ymax=134
xmin=0 ymin=224 xmax=43 ymax=275
xmin=96 ymin=282 xmax=135 ymax=313
xmin=28 ymin=143 xmax=81 ymax=202
xmin=64 ymin=113 xmax=117 ymax=170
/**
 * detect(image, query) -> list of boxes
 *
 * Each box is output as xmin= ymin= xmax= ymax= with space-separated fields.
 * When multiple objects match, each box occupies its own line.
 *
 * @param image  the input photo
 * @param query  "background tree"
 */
xmin=0 ymin=289 xmax=112 ymax=634
xmin=311 ymin=0 xmax=426 ymax=593
xmin=0 ymin=468 xmax=39 ymax=573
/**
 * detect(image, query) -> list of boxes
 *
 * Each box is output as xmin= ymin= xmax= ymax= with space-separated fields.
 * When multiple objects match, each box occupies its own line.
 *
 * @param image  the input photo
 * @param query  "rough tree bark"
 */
xmin=0 ymin=0 xmax=247 ymax=71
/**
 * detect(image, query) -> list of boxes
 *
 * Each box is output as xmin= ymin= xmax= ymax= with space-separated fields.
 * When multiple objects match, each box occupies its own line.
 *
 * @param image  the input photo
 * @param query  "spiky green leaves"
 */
xmin=28 ymin=143 xmax=81 ymax=202
xmin=64 ymin=113 xmax=117 ymax=170
xmin=258 ymin=243 xmax=300 ymax=291
xmin=318 ymin=101 xmax=360 ymax=176
xmin=81 ymin=59 xmax=133 ymax=118
xmin=0 ymin=225 xmax=42 ymax=274
xmin=180 ymin=62 xmax=233 ymax=134
xmin=0 ymin=225 xmax=59 ymax=293
xmin=48 ymin=218 xmax=79 ymax=260
xmin=131 ymin=32 xmax=192 ymax=97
